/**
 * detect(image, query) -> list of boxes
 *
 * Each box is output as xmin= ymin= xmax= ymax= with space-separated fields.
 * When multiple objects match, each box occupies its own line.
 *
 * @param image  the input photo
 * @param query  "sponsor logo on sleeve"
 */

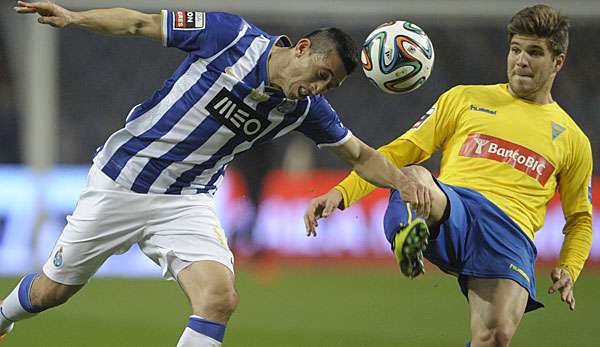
xmin=206 ymin=88 xmax=271 ymax=142
xmin=459 ymin=133 xmax=555 ymax=185
xmin=173 ymin=11 xmax=205 ymax=30
xmin=411 ymin=105 xmax=435 ymax=129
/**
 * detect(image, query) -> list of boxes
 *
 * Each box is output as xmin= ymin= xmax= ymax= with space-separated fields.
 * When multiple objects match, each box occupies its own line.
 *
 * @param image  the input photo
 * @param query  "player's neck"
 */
xmin=266 ymin=46 xmax=289 ymax=92
xmin=507 ymin=83 xmax=554 ymax=105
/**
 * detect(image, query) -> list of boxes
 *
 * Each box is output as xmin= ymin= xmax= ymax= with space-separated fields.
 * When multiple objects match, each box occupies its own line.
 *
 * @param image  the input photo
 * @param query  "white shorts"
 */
xmin=43 ymin=165 xmax=235 ymax=285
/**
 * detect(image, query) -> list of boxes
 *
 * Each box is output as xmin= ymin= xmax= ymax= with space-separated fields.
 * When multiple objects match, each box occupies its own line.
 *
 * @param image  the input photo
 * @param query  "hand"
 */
xmin=14 ymin=1 xmax=73 ymax=28
xmin=304 ymin=189 xmax=343 ymax=237
xmin=397 ymin=166 xmax=433 ymax=220
xmin=548 ymin=267 xmax=575 ymax=311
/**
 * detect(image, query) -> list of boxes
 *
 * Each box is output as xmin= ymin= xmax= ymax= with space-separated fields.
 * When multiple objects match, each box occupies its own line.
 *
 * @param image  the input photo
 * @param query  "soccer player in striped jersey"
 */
xmin=1 ymin=1 xmax=434 ymax=346
xmin=305 ymin=5 xmax=592 ymax=347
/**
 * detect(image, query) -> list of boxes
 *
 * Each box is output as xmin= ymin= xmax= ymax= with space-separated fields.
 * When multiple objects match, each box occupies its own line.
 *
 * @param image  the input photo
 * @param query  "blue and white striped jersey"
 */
xmin=93 ymin=11 xmax=352 ymax=195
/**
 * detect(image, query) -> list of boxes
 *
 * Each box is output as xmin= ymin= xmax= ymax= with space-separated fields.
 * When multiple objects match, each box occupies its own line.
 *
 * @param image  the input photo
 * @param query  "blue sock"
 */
xmin=383 ymin=189 xmax=420 ymax=245
xmin=187 ymin=316 xmax=226 ymax=342
xmin=18 ymin=273 xmax=43 ymax=313
xmin=466 ymin=341 xmax=471 ymax=347
xmin=1 ymin=273 xmax=43 ymax=332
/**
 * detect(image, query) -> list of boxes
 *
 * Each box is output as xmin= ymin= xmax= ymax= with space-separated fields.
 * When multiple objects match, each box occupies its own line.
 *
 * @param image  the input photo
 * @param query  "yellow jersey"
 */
xmin=336 ymin=84 xmax=593 ymax=280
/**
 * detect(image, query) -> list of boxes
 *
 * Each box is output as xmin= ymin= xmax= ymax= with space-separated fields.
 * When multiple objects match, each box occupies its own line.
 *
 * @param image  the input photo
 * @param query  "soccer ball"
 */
xmin=361 ymin=20 xmax=434 ymax=94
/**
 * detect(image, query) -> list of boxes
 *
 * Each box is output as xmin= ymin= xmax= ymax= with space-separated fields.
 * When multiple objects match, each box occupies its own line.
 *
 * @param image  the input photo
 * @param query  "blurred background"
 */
xmin=0 ymin=1 xmax=599 ymax=346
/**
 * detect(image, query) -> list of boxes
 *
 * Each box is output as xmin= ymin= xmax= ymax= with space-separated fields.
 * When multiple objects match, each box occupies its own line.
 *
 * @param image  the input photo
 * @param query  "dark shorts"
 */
xmin=385 ymin=180 xmax=543 ymax=312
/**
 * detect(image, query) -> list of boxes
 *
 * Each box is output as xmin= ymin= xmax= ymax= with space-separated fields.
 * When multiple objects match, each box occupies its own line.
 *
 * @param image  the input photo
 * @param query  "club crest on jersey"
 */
xmin=173 ymin=11 xmax=205 ymax=30
xmin=459 ymin=133 xmax=555 ymax=185
xmin=206 ymin=88 xmax=271 ymax=142
xmin=53 ymin=246 xmax=64 ymax=268
xmin=411 ymin=106 xmax=435 ymax=129
xmin=551 ymin=121 xmax=565 ymax=140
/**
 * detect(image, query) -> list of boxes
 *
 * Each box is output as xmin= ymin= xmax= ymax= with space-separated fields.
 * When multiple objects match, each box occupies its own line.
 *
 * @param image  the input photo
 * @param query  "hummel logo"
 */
xmin=206 ymin=88 xmax=271 ymax=142
xmin=469 ymin=104 xmax=496 ymax=115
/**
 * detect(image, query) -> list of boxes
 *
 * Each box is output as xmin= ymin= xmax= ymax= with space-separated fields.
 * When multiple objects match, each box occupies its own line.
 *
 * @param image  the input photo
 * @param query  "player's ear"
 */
xmin=295 ymin=38 xmax=312 ymax=57
xmin=553 ymin=52 xmax=566 ymax=73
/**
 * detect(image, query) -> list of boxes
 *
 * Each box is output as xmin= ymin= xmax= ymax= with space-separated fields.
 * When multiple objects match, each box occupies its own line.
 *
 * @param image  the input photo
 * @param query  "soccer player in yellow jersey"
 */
xmin=304 ymin=5 xmax=592 ymax=346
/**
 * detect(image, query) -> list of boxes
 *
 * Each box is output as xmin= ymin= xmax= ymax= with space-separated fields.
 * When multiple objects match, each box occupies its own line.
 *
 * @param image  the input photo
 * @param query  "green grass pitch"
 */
xmin=1 ymin=266 xmax=599 ymax=346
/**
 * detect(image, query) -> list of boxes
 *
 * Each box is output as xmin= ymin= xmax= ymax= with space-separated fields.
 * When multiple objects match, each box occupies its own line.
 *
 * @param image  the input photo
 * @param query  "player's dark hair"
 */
xmin=301 ymin=28 xmax=360 ymax=75
xmin=507 ymin=4 xmax=569 ymax=57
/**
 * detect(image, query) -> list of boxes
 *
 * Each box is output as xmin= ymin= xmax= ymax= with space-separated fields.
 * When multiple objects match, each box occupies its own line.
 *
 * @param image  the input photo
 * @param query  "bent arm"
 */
xmin=328 ymin=135 xmax=407 ymax=192
xmin=15 ymin=1 xmax=162 ymax=41
xmin=335 ymin=138 xmax=429 ymax=208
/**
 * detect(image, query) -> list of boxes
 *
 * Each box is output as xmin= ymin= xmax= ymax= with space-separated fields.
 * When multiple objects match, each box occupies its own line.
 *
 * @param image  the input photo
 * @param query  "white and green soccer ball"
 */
xmin=361 ymin=20 xmax=435 ymax=94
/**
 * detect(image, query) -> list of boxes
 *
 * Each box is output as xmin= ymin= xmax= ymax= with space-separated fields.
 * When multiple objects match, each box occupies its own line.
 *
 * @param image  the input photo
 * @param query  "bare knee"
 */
xmin=473 ymin=322 xmax=516 ymax=347
xmin=29 ymin=274 xmax=82 ymax=310
xmin=404 ymin=165 xmax=447 ymax=223
xmin=193 ymin=285 xmax=239 ymax=321
xmin=208 ymin=288 xmax=239 ymax=317
xmin=178 ymin=261 xmax=239 ymax=323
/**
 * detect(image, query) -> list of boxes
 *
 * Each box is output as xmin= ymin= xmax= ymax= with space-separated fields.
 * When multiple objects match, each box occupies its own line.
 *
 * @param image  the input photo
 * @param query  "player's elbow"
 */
xmin=124 ymin=12 xmax=160 ymax=38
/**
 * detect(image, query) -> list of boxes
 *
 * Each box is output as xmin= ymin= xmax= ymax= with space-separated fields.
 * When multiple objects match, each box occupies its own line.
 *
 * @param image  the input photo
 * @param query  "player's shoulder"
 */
xmin=308 ymin=94 xmax=337 ymax=114
xmin=552 ymin=105 xmax=591 ymax=146
xmin=205 ymin=12 xmax=248 ymax=32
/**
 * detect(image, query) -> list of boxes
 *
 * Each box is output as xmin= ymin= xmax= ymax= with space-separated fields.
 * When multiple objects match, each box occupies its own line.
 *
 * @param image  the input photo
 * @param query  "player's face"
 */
xmin=284 ymin=39 xmax=348 ymax=100
xmin=506 ymin=34 xmax=565 ymax=103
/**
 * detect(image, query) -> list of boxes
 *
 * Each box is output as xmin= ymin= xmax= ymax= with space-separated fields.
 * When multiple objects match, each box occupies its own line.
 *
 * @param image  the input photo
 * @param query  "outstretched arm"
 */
xmin=304 ymin=135 xmax=433 ymax=235
xmin=14 ymin=1 xmax=162 ymax=41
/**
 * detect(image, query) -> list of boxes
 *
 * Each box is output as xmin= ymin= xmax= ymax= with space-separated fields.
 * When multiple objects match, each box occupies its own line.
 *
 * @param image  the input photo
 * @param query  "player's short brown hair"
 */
xmin=507 ymin=4 xmax=569 ymax=56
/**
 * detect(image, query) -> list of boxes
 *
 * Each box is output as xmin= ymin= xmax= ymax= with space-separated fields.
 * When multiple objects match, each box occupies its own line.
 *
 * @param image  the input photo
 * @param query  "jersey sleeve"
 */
xmin=161 ymin=11 xmax=245 ymax=55
xmin=296 ymin=95 xmax=352 ymax=148
xmin=399 ymin=85 xmax=465 ymax=153
xmin=556 ymin=133 xmax=594 ymax=281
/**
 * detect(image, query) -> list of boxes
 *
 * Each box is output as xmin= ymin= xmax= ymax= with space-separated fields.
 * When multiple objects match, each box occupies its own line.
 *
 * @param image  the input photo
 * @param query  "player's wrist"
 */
xmin=332 ymin=186 xmax=346 ymax=210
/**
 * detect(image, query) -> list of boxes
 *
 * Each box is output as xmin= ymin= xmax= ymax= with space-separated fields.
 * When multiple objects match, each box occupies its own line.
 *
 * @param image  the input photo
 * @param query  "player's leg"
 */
xmin=383 ymin=165 xmax=448 ymax=277
xmin=467 ymin=277 xmax=528 ymax=347
xmin=140 ymin=191 xmax=237 ymax=347
xmin=0 ymin=273 xmax=84 ymax=338
xmin=1 ymin=165 xmax=145 ymax=342
xmin=175 ymin=261 xmax=237 ymax=347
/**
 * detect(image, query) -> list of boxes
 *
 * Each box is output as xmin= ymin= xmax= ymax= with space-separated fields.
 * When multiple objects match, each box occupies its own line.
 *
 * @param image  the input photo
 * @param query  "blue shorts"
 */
xmin=384 ymin=180 xmax=543 ymax=312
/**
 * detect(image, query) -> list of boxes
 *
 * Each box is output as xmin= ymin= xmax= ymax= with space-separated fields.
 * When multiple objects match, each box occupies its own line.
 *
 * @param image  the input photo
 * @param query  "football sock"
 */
xmin=176 ymin=315 xmax=226 ymax=347
xmin=466 ymin=341 xmax=471 ymax=347
xmin=0 ymin=273 xmax=44 ymax=332
xmin=383 ymin=190 xmax=422 ymax=244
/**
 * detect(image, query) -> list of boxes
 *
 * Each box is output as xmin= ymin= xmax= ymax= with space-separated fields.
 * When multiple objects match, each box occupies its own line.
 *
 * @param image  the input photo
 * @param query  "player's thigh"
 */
xmin=467 ymin=277 xmax=528 ymax=334
xmin=43 ymin=166 xmax=146 ymax=285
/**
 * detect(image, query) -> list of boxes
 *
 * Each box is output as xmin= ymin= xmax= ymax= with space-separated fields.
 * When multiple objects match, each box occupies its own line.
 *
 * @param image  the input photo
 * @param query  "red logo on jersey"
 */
xmin=459 ymin=133 xmax=555 ymax=185
xmin=175 ymin=11 xmax=186 ymax=28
